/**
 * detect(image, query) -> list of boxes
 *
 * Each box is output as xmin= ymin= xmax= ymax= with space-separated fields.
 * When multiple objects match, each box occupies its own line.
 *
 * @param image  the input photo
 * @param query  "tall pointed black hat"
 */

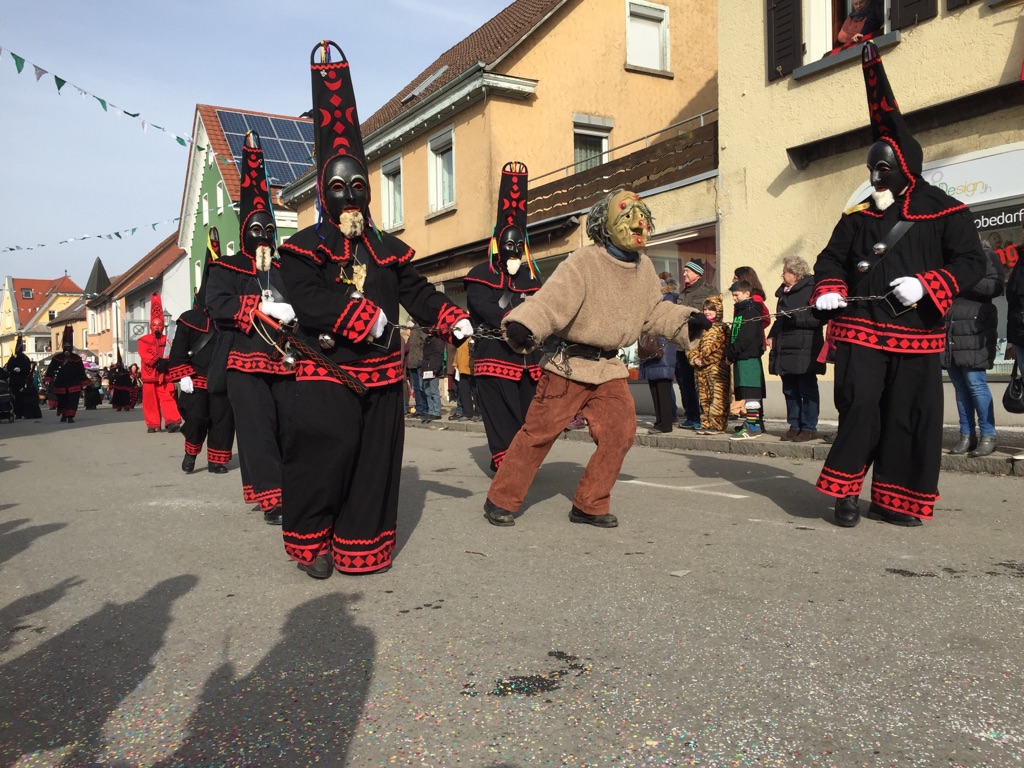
xmin=194 ymin=227 xmax=221 ymax=308
xmin=488 ymin=161 xmax=537 ymax=278
xmin=239 ymin=131 xmax=275 ymax=260
xmin=862 ymin=41 xmax=922 ymax=178
xmin=310 ymin=40 xmax=367 ymax=222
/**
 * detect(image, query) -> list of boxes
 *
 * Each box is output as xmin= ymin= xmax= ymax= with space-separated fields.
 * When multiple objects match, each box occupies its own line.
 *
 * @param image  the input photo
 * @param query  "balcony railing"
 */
xmin=528 ymin=114 xmax=718 ymax=223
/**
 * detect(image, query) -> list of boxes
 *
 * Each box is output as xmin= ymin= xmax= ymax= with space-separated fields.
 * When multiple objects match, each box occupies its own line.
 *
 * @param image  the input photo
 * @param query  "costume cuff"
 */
xmin=433 ymin=303 xmax=471 ymax=343
xmin=168 ymin=364 xmax=195 ymax=381
xmin=333 ymin=297 xmax=380 ymax=343
xmin=235 ymin=295 xmax=261 ymax=333
xmin=810 ymin=279 xmax=848 ymax=304
xmin=917 ymin=269 xmax=958 ymax=316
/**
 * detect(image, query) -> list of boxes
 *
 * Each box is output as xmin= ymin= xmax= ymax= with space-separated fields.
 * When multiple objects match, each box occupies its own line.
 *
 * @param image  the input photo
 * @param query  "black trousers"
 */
xmin=226 ymin=370 xmax=285 ymax=512
xmin=475 ymin=374 xmax=537 ymax=469
xmin=279 ymin=381 xmax=403 ymax=574
xmin=648 ymin=379 xmax=674 ymax=432
xmin=179 ymin=387 xmax=235 ymax=466
xmin=457 ymin=374 xmax=478 ymax=418
xmin=816 ymin=343 xmax=943 ymax=520
xmin=675 ymin=355 xmax=700 ymax=423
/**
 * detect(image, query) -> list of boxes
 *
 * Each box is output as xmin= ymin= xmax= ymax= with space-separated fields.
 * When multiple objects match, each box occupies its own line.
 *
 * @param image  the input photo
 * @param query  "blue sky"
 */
xmin=0 ymin=0 xmax=513 ymax=287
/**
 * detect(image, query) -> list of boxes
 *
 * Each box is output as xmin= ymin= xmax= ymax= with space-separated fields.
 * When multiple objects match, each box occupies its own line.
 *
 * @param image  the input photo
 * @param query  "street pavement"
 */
xmin=1 ymin=405 xmax=1022 ymax=767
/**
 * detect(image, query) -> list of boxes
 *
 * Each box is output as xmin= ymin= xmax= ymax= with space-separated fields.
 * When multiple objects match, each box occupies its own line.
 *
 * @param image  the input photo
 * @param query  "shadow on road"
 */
xmin=396 ymin=466 xmax=474 ymax=557
xmin=0 ymin=575 xmax=197 ymax=767
xmin=0 ymin=576 xmax=85 ymax=654
xmin=0 ymin=518 xmax=67 ymax=569
xmin=153 ymin=592 xmax=374 ymax=767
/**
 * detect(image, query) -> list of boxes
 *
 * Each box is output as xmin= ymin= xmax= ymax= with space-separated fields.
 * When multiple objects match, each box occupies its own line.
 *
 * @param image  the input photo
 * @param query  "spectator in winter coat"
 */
xmin=639 ymin=281 xmax=680 ymax=433
xmin=420 ymin=333 xmax=446 ymax=423
xmin=942 ymin=248 xmax=1005 ymax=457
xmin=768 ymin=256 xmax=825 ymax=442
xmin=675 ymin=260 xmax=719 ymax=429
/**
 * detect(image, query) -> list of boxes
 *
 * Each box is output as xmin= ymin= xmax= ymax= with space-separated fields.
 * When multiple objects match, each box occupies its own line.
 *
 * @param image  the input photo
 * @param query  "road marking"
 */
xmin=622 ymin=475 xmax=790 ymax=500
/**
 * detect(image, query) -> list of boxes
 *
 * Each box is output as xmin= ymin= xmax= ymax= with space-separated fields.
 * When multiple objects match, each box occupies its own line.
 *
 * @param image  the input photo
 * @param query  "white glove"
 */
xmin=12 ymin=367 xmax=20 ymax=373
xmin=814 ymin=293 xmax=848 ymax=311
xmin=180 ymin=376 xmax=194 ymax=394
xmin=370 ymin=309 xmax=389 ymax=339
xmin=452 ymin=318 xmax=474 ymax=340
xmin=889 ymin=276 xmax=924 ymax=307
xmin=261 ymin=301 xmax=296 ymax=324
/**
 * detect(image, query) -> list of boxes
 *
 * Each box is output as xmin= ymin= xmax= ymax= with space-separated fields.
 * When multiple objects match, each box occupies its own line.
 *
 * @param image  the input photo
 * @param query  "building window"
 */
xmin=202 ymin=193 xmax=210 ymax=226
xmin=48 ymin=310 xmax=57 ymax=321
xmin=573 ymin=114 xmax=613 ymax=173
xmin=194 ymin=260 xmax=203 ymax=291
xmin=226 ymin=241 xmax=236 ymax=256
xmin=81 ymin=330 xmax=87 ymax=349
xmin=626 ymin=1 xmax=669 ymax=72
xmin=20 ymin=288 xmax=33 ymax=300
xmin=428 ymin=128 xmax=455 ymax=213
xmin=380 ymin=155 xmax=404 ymax=229
xmin=216 ymin=181 xmax=225 ymax=215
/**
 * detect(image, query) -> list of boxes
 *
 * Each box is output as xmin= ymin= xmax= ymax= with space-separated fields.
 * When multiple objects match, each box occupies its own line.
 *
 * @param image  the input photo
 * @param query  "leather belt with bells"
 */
xmin=856 ymin=220 xmax=915 ymax=273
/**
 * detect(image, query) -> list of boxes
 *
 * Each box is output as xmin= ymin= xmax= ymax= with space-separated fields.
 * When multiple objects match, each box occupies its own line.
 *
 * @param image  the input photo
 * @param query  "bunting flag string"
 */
xmin=0 ymin=44 xmax=229 ymax=161
xmin=1 ymin=217 xmax=180 ymax=253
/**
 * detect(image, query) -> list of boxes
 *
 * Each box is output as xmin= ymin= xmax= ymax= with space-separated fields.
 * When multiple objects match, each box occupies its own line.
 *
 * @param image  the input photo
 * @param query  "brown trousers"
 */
xmin=487 ymin=371 xmax=637 ymax=516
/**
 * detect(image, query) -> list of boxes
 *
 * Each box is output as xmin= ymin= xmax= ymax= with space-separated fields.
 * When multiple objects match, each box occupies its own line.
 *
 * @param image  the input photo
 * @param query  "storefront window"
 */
xmin=970 ymin=201 xmax=1021 ymax=376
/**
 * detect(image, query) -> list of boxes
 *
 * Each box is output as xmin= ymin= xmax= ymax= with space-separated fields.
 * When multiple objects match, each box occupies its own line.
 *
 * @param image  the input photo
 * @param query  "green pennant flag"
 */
xmin=54 ymin=76 xmax=66 ymax=93
xmin=218 ymin=155 xmax=229 ymax=165
xmin=176 ymin=136 xmax=187 ymax=147
xmin=131 ymin=227 xmax=137 ymax=235
xmin=114 ymin=232 xmax=122 ymax=239
xmin=95 ymin=96 xmax=108 ymax=111
xmin=11 ymin=53 xmax=25 ymax=73
xmin=123 ymin=110 xmax=140 ymax=117
xmin=151 ymin=223 xmax=158 ymax=230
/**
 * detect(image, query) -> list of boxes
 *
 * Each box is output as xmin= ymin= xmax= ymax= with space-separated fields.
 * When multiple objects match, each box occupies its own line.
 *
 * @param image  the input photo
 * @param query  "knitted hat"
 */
xmin=684 ymin=260 xmax=705 ymax=276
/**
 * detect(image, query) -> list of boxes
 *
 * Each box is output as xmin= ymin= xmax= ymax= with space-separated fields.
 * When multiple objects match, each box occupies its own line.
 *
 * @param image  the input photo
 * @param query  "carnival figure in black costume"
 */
xmin=169 ymin=227 xmax=237 ymax=475
xmin=276 ymin=41 xmax=472 ymax=578
xmin=4 ymin=334 xmax=34 ymax=419
xmin=108 ymin=350 xmax=133 ymax=412
xmin=43 ymin=325 xmax=88 ymax=423
xmin=205 ymin=132 xmax=293 ymax=525
xmin=811 ymin=42 xmax=986 ymax=528
xmin=463 ymin=162 xmax=543 ymax=472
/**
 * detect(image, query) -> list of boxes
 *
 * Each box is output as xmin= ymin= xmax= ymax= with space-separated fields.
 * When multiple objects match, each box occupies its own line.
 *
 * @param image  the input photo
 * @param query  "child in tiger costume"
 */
xmin=688 ymin=295 xmax=731 ymax=434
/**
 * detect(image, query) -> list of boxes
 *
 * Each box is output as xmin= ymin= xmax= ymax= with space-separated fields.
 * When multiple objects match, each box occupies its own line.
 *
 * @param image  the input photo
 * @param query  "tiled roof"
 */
xmin=49 ymin=297 xmax=88 ymax=326
xmin=361 ymin=0 xmax=567 ymax=136
xmin=193 ymin=104 xmax=312 ymax=205
xmin=10 ymin=275 xmax=83 ymax=331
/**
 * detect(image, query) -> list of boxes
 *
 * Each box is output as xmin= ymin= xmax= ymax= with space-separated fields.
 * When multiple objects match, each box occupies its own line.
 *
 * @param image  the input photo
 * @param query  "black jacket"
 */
xmin=1007 ymin=256 xmax=1024 ymax=348
xmin=768 ymin=276 xmax=825 ymax=377
xmin=421 ymin=335 xmax=445 ymax=377
xmin=942 ymin=250 xmax=1004 ymax=370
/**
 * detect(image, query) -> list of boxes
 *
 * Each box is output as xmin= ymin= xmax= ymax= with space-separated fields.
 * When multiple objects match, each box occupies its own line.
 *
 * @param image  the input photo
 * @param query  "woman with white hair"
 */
xmin=768 ymin=255 xmax=825 ymax=441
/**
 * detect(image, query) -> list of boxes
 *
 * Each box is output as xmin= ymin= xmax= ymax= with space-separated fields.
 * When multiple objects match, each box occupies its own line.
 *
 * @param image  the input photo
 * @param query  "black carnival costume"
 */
xmin=811 ymin=42 xmax=986 ymax=526
xmin=168 ymin=228 xmax=236 ymax=474
xmin=463 ymin=162 xmax=543 ymax=471
xmin=276 ymin=41 xmax=471 ymax=577
xmin=205 ymin=132 xmax=292 ymax=523
xmin=44 ymin=325 xmax=88 ymax=423
xmin=4 ymin=335 xmax=34 ymax=419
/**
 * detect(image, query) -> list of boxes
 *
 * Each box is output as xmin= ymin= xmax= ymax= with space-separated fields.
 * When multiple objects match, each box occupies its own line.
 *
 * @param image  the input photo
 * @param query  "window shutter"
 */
xmin=890 ymin=0 xmax=938 ymax=30
xmin=946 ymin=0 xmax=970 ymax=9
xmin=766 ymin=0 xmax=802 ymax=82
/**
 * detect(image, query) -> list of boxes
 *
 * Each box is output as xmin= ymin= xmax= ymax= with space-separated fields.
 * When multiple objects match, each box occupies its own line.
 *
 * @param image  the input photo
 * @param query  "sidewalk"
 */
xmin=409 ymin=410 xmax=1024 ymax=477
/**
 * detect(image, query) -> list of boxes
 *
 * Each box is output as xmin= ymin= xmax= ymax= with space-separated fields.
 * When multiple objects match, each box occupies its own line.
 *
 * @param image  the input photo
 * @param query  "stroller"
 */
xmin=0 ymin=373 xmax=14 ymax=423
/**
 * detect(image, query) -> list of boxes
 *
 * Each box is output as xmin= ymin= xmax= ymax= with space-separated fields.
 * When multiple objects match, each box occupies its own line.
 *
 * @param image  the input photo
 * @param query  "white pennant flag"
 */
xmin=33 ymin=65 xmax=47 ymax=81
xmin=75 ymin=86 xmax=87 ymax=99
xmin=141 ymin=119 xmax=148 ymax=132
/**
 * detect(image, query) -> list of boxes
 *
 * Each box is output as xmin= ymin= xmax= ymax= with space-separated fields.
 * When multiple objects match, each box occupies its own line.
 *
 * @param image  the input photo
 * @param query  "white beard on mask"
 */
xmin=505 ymin=258 xmax=522 ymax=275
xmin=255 ymin=245 xmax=273 ymax=272
xmin=871 ymin=189 xmax=896 ymax=211
xmin=338 ymin=210 xmax=365 ymax=239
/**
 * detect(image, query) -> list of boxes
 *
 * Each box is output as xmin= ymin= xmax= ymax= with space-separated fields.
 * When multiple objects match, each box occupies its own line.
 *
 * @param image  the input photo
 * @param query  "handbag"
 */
xmin=1003 ymin=360 xmax=1024 ymax=414
xmin=637 ymin=333 xmax=663 ymax=362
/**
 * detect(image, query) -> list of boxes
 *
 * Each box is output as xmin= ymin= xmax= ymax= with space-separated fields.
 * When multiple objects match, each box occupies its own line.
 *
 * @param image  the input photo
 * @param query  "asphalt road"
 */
xmin=1 ymin=406 xmax=1022 ymax=767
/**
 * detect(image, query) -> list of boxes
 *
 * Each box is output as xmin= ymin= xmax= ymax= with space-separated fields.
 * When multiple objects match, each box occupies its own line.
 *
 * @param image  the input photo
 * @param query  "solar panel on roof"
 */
xmin=215 ymin=109 xmax=315 ymax=188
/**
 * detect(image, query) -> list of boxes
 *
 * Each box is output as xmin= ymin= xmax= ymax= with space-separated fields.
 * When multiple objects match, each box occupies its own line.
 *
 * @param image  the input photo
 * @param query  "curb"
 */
xmin=408 ymin=416 xmax=1024 ymax=478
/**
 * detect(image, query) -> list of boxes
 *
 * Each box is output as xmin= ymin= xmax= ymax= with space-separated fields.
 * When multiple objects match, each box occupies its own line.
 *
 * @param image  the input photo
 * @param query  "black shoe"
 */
xmin=181 ymin=454 xmax=196 ymax=473
xmin=569 ymin=505 xmax=618 ymax=528
xmin=871 ymin=504 xmax=923 ymax=527
xmin=147 ymin=427 xmax=158 ymax=433
xmin=166 ymin=422 xmax=182 ymax=433
xmin=298 ymin=553 xmax=333 ymax=580
xmin=208 ymin=464 xmax=228 ymax=474
xmin=483 ymin=498 xmax=515 ymax=526
xmin=60 ymin=415 xmax=67 ymax=423
xmin=263 ymin=505 xmax=283 ymax=525
xmin=834 ymin=496 xmax=860 ymax=528
xmin=66 ymin=417 xmax=74 ymax=424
